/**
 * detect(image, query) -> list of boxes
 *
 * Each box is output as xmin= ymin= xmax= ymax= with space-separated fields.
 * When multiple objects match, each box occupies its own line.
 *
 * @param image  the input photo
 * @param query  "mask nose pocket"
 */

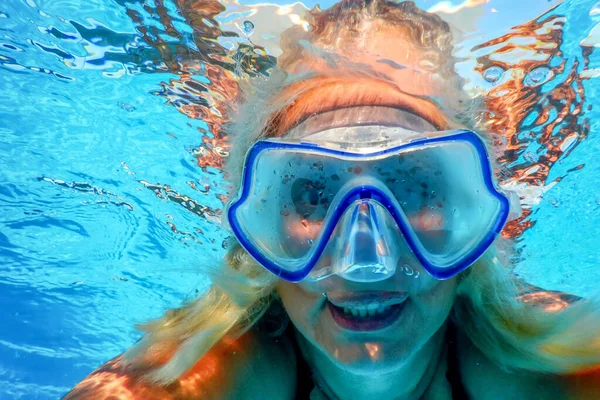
xmin=333 ymin=200 xmax=398 ymax=282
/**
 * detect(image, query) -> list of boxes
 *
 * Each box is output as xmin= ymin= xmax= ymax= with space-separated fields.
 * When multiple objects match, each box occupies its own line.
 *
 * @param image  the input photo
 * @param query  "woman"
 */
xmin=64 ymin=1 xmax=600 ymax=399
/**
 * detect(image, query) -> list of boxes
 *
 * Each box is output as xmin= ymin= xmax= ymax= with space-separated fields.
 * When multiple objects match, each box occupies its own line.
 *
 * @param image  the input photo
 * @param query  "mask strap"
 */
xmin=506 ymin=190 xmax=522 ymax=221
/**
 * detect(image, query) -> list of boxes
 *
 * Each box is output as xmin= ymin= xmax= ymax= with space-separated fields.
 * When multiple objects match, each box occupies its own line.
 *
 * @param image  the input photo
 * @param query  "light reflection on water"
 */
xmin=0 ymin=0 xmax=599 ymax=397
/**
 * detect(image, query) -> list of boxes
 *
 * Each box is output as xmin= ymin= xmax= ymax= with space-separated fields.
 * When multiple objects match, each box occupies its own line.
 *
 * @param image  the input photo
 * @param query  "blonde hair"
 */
xmin=124 ymin=0 xmax=600 ymax=385
xmin=456 ymin=251 xmax=600 ymax=374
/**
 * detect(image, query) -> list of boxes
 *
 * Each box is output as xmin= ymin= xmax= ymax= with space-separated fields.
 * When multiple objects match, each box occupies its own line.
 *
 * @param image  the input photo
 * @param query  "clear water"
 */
xmin=0 ymin=0 xmax=599 ymax=398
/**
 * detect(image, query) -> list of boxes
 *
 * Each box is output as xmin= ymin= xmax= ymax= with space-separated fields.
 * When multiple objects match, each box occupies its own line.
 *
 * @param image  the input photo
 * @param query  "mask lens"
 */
xmin=387 ymin=141 xmax=504 ymax=268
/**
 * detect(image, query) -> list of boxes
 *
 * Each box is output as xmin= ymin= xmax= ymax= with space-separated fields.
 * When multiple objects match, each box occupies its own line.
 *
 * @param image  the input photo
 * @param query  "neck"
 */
xmin=296 ymin=322 xmax=449 ymax=400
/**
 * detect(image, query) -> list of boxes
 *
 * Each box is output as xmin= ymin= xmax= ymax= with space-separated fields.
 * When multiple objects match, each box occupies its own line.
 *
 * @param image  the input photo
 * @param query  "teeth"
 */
xmin=367 ymin=303 xmax=378 ymax=316
xmin=340 ymin=303 xmax=393 ymax=318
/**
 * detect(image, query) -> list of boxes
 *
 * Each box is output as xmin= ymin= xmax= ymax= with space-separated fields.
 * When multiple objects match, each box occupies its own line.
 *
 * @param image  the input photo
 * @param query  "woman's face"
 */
xmin=276 ymin=20 xmax=460 ymax=374
xmin=276 ymin=135 xmax=459 ymax=373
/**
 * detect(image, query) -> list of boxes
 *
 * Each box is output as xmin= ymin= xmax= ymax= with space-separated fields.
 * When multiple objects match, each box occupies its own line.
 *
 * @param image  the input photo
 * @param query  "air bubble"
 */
xmin=403 ymin=264 xmax=414 ymax=276
xmin=483 ymin=66 xmax=504 ymax=84
xmin=307 ymin=239 xmax=314 ymax=246
xmin=524 ymin=67 xmax=552 ymax=87
xmin=243 ymin=21 xmax=254 ymax=34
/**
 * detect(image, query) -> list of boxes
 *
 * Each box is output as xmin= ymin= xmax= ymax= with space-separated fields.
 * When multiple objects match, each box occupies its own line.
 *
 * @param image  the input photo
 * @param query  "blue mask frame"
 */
xmin=226 ymin=130 xmax=510 ymax=282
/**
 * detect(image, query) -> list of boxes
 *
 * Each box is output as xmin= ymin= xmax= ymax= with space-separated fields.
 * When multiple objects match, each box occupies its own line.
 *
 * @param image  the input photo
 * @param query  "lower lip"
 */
xmin=327 ymin=301 xmax=406 ymax=332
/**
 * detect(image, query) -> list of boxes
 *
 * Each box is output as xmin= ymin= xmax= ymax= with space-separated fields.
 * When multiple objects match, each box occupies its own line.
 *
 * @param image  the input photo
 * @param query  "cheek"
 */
xmin=276 ymin=281 xmax=322 ymax=332
xmin=408 ymin=277 xmax=458 ymax=331
xmin=373 ymin=277 xmax=457 ymax=363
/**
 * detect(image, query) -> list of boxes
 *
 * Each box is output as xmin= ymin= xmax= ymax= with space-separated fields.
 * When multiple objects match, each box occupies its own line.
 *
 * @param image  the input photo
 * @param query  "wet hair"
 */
xmin=123 ymin=0 xmax=600 ymax=385
xmin=278 ymin=0 xmax=455 ymax=77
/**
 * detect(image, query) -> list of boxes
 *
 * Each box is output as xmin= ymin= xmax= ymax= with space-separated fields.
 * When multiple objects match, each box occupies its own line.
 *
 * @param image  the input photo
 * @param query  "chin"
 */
xmin=316 ymin=323 xmax=421 ymax=375
xmin=325 ymin=340 xmax=415 ymax=375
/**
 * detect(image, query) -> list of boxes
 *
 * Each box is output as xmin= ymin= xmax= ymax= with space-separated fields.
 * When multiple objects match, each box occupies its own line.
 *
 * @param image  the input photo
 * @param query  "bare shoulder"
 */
xmin=63 ymin=328 xmax=297 ymax=400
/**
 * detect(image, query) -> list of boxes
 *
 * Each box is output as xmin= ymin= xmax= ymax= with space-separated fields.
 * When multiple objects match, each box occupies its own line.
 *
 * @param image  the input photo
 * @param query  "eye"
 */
xmin=291 ymin=178 xmax=322 ymax=217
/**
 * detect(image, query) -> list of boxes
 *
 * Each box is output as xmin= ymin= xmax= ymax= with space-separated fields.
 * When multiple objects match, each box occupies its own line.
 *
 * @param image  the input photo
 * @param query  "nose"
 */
xmin=335 ymin=200 xmax=397 ymax=283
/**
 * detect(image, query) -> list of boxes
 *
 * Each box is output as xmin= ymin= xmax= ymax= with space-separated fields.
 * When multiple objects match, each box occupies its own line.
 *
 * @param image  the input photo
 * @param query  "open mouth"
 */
xmin=327 ymin=292 xmax=407 ymax=331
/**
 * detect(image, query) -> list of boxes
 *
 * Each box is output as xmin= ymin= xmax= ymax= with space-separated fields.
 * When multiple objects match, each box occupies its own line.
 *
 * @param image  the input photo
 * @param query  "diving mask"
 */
xmin=225 ymin=126 xmax=519 ymax=282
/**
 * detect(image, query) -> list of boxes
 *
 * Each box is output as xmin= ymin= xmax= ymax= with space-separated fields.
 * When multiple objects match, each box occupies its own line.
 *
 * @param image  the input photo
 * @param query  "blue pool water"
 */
xmin=0 ymin=0 xmax=599 ymax=398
